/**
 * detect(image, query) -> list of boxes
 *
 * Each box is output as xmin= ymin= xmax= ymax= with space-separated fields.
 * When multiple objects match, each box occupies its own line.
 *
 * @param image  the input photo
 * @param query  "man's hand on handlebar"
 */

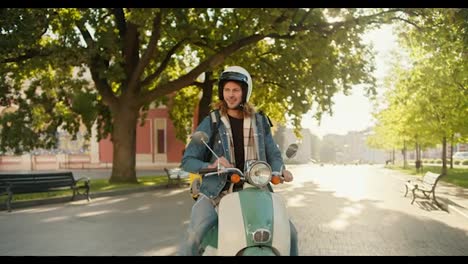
xmin=282 ymin=169 xmax=294 ymax=182
xmin=207 ymin=156 xmax=234 ymax=169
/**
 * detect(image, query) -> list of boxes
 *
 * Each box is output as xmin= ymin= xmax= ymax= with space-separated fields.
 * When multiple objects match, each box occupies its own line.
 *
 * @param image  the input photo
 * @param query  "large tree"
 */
xmin=0 ymin=8 xmax=405 ymax=183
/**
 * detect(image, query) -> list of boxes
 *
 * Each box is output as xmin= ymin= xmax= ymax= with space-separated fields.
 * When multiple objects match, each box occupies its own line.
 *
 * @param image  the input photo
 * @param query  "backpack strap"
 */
xmin=258 ymin=110 xmax=273 ymax=127
xmin=204 ymin=110 xmax=220 ymax=162
xmin=210 ymin=110 xmax=218 ymax=129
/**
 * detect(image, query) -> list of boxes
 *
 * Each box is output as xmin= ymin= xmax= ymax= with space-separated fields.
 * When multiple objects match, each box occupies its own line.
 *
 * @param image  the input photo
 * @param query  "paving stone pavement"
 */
xmin=1 ymin=164 xmax=467 ymax=256
xmin=278 ymin=164 xmax=468 ymax=256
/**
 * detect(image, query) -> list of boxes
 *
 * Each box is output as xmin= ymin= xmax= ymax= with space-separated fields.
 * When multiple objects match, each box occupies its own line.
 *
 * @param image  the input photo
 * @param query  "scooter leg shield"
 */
xmin=217 ymin=189 xmax=291 ymax=256
xmin=270 ymin=193 xmax=292 ymax=255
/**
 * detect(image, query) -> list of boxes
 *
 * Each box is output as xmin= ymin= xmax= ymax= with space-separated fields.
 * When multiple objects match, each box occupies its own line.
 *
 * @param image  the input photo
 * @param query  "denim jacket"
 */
xmin=181 ymin=110 xmax=284 ymax=199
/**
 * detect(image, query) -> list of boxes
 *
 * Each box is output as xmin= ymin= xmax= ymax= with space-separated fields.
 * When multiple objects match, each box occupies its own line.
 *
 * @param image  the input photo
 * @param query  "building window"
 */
xmin=154 ymin=119 xmax=166 ymax=155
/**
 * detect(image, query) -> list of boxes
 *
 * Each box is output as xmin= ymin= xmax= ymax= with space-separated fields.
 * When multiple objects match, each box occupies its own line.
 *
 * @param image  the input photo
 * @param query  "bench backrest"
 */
xmin=422 ymin=172 xmax=442 ymax=188
xmin=0 ymin=172 xmax=75 ymax=193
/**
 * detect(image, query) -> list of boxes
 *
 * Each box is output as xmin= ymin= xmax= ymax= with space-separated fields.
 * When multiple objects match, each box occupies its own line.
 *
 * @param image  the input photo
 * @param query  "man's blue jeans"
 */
xmin=178 ymin=194 xmax=298 ymax=256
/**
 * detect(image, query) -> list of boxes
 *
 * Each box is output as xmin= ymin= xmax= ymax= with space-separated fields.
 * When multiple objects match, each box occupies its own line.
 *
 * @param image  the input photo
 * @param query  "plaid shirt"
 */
xmin=219 ymin=112 xmax=258 ymax=168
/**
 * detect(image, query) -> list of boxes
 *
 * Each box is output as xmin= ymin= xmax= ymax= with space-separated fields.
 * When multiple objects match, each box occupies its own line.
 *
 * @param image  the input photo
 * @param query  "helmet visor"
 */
xmin=220 ymin=71 xmax=248 ymax=84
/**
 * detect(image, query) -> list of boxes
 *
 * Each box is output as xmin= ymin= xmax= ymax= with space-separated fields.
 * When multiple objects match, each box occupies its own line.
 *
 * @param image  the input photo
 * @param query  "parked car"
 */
xmin=453 ymin=151 xmax=468 ymax=160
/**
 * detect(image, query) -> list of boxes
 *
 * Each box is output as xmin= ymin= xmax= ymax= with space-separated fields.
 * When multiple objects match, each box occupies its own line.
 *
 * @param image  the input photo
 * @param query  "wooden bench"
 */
xmin=404 ymin=171 xmax=443 ymax=208
xmin=164 ymin=168 xmax=189 ymax=188
xmin=0 ymin=171 xmax=91 ymax=212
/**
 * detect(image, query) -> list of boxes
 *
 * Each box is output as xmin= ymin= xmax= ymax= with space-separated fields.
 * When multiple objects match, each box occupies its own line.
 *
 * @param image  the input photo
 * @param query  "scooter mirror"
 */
xmin=191 ymin=131 xmax=220 ymax=161
xmin=285 ymin=143 xmax=299 ymax=159
xmin=192 ymin=131 xmax=209 ymax=144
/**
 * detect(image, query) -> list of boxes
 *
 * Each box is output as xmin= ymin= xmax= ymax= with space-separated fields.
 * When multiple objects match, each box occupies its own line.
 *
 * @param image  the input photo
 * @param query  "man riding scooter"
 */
xmin=178 ymin=65 xmax=298 ymax=256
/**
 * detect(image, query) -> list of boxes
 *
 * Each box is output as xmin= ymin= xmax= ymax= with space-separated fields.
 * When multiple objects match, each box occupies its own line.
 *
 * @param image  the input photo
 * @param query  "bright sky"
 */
xmin=301 ymin=24 xmax=399 ymax=138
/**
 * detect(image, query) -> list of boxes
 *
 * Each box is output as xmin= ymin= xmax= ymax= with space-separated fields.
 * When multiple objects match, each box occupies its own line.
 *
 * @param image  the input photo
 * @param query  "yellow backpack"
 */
xmin=189 ymin=172 xmax=202 ymax=201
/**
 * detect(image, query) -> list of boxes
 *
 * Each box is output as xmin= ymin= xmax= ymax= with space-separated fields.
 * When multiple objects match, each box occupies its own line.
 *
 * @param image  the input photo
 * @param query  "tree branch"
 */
xmin=389 ymin=17 xmax=421 ymax=30
xmin=141 ymin=38 xmax=186 ymax=87
xmin=455 ymin=81 xmax=467 ymax=94
xmin=75 ymin=19 xmax=95 ymax=49
xmin=1 ymin=49 xmax=50 ymax=63
xmin=89 ymin=58 xmax=119 ymax=112
xmin=265 ymin=32 xmax=296 ymax=40
xmin=323 ymin=9 xmax=407 ymax=34
xmin=192 ymin=39 xmax=217 ymax=52
xmin=139 ymin=34 xmax=267 ymax=106
xmin=75 ymin=17 xmax=118 ymax=110
xmin=111 ymin=8 xmax=127 ymax=41
xmin=297 ymin=8 xmax=311 ymax=26
xmin=122 ymin=23 xmax=140 ymax=84
xmin=129 ymin=11 xmax=162 ymax=91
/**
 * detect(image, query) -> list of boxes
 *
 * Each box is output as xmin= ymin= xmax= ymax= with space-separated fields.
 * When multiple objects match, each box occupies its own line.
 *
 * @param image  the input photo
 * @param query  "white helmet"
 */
xmin=218 ymin=66 xmax=252 ymax=104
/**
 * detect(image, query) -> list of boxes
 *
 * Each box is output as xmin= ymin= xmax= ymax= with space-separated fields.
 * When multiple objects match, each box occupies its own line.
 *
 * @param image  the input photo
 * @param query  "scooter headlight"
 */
xmin=246 ymin=161 xmax=272 ymax=188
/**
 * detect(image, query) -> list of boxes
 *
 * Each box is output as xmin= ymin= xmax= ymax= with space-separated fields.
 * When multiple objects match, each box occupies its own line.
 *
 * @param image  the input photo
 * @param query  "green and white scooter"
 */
xmin=192 ymin=131 xmax=298 ymax=256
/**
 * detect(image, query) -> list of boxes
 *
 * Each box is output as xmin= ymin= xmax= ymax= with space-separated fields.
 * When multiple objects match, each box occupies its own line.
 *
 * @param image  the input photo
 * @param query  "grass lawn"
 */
xmin=0 ymin=174 xmax=176 ymax=203
xmin=386 ymin=164 xmax=468 ymax=188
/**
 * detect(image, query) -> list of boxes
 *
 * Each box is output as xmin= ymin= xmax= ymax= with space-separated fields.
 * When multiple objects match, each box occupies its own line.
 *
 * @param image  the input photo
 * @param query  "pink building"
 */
xmin=99 ymin=107 xmax=186 ymax=166
xmin=0 ymin=105 xmax=187 ymax=171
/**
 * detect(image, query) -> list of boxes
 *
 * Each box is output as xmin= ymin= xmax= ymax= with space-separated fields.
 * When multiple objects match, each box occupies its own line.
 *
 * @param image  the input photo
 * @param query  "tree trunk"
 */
xmin=442 ymin=136 xmax=447 ymax=176
xmin=197 ymin=71 xmax=214 ymax=125
xmin=415 ymin=142 xmax=422 ymax=173
xmin=402 ymin=141 xmax=407 ymax=169
xmin=450 ymin=133 xmax=454 ymax=169
xmin=109 ymin=104 xmax=139 ymax=183
xmin=392 ymin=148 xmax=395 ymax=164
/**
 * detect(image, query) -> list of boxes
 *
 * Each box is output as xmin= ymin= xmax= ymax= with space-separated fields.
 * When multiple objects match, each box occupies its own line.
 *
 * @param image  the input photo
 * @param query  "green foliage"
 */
xmin=182 ymin=8 xmax=380 ymax=137
xmin=70 ymin=91 xmax=99 ymax=135
xmin=169 ymin=86 xmax=200 ymax=143
xmin=370 ymin=8 xmax=468 ymax=156
xmin=0 ymin=65 xmax=93 ymax=153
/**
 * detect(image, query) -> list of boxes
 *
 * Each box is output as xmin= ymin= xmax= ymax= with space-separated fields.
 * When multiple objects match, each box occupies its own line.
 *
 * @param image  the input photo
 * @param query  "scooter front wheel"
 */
xmin=237 ymin=247 xmax=278 ymax=256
